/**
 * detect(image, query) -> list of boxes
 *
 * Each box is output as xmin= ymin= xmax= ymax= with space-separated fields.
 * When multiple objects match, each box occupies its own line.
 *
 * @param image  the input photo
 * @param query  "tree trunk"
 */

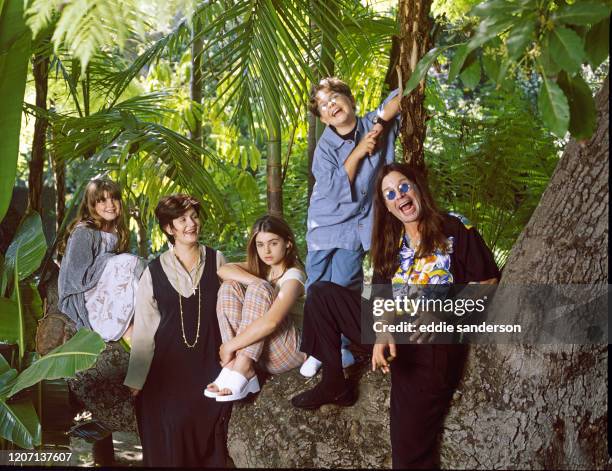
xmin=439 ymin=76 xmax=609 ymax=469
xmin=49 ymin=123 xmax=66 ymax=232
xmin=190 ymin=21 xmax=203 ymax=147
xmin=384 ymin=35 xmax=401 ymax=91
xmin=265 ymin=65 xmax=283 ymax=217
xmin=266 ymin=111 xmax=283 ymax=218
xmin=307 ymin=112 xmax=317 ymax=200
xmin=398 ymin=0 xmax=432 ymax=170
xmin=134 ymin=210 xmax=149 ymax=258
xmin=29 ymin=50 xmax=49 ymax=213
xmin=307 ymin=3 xmax=336 ymax=200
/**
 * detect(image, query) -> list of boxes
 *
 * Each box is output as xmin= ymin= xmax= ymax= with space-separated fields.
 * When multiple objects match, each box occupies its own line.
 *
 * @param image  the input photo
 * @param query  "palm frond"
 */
xmin=45 ymin=93 xmax=229 ymax=220
xmin=25 ymin=0 xmax=149 ymax=71
xmin=193 ymin=0 xmax=376 ymax=132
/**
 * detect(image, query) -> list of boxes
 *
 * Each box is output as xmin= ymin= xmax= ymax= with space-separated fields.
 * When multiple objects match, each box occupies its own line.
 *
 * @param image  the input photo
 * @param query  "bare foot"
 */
xmin=207 ymin=359 xmax=237 ymax=393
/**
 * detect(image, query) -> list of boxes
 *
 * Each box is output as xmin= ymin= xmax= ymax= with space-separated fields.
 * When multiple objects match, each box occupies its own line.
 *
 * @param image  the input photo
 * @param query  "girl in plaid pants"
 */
xmin=205 ymin=215 xmax=306 ymax=402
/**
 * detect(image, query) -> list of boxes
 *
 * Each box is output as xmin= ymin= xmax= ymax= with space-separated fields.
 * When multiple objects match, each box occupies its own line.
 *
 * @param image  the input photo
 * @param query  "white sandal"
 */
xmin=204 ymin=367 xmax=233 ymax=398
xmin=215 ymin=370 xmax=260 ymax=402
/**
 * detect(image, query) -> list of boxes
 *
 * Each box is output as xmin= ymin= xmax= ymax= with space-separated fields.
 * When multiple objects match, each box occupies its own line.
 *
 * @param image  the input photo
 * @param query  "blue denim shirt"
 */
xmin=307 ymin=89 xmax=400 ymax=252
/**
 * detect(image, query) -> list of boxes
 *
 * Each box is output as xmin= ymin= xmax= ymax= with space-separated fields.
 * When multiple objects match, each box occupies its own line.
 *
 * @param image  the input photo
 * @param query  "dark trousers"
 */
xmin=300 ymin=281 xmax=468 ymax=469
xmin=300 ymin=281 xmax=366 ymax=385
xmin=390 ymin=343 xmax=467 ymax=469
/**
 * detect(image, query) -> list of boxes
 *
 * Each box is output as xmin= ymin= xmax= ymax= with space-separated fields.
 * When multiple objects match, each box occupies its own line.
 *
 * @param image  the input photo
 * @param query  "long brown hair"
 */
xmin=246 ymin=215 xmax=302 ymax=279
xmin=58 ymin=179 xmax=130 ymax=255
xmin=371 ymin=163 xmax=447 ymax=279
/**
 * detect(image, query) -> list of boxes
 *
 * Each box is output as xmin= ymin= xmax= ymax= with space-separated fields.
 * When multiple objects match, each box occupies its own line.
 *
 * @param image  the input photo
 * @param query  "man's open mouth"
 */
xmin=398 ymin=198 xmax=414 ymax=215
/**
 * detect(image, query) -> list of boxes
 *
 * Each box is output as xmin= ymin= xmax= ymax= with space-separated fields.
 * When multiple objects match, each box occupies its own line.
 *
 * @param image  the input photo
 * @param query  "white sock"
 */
xmin=299 ymin=355 xmax=322 ymax=377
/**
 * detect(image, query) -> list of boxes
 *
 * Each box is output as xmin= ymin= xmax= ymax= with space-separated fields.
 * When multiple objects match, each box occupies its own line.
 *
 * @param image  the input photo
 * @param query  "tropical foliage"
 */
xmin=405 ymin=0 xmax=611 ymax=139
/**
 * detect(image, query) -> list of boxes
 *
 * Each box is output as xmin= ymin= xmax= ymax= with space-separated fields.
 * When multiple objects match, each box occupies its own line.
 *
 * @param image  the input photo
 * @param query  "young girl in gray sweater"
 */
xmin=58 ymin=178 xmax=145 ymax=342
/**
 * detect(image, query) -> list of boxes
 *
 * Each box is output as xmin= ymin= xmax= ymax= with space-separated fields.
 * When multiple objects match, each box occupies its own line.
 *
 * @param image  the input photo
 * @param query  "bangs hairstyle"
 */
xmin=246 ymin=215 xmax=302 ymax=279
xmin=308 ymin=77 xmax=355 ymax=117
xmin=59 ymin=179 xmax=129 ymax=256
xmin=155 ymin=194 xmax=201 ymax=244
xmin=371 ymin=163 xmax=448 ymax=280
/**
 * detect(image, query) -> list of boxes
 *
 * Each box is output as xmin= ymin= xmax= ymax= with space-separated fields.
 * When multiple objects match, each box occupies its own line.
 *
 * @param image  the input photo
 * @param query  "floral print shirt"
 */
xmin=391 ymin=213 xmax=474 ymax=299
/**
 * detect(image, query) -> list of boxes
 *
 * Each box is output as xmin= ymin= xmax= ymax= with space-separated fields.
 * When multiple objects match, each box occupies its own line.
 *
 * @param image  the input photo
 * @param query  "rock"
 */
xmin=66 ymin=342 xmax=137 ymax=433
xmin=227 ymin=362 xmax=393 ymax=468
xmin=37 ymin=263 xmax=136 ymax=433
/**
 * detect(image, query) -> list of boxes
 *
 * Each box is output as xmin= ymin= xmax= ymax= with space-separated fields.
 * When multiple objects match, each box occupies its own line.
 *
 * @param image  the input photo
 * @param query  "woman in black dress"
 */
xmin=292 ymin=163 xmax=499 ymax=469
xmin=124 ymin=194 xmax=231 ymax=467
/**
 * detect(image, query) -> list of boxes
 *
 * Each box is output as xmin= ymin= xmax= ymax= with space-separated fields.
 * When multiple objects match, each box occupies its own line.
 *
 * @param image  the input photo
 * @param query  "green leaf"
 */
xmin=557 ymin=71 xmax=597 ymax=140
xmin=7 ymin=329 xmax=105 ymax=398
xmin=404 ymin=44 xmax=458 ymax=96
xmin=506 ymin=19 xmax=535 ymax=59
xmin=0 ymin=353 xmax=11 ymax=375
xmin=585 ymin=19 xmax=610 ymax=69
xmin=0 ymin=397 xmax=41 ymax=449
xmin=0 ymin=368 xmax=18 ymax=394
xmin=236 ymin=171 xmax=258 ymax=199
xmin=448 ymin=43 xmax=469 ymax=82
xmin=537 ymin=74 xmax=570 ymax=137
xmin=20 ymin=282 xmax=43 ymax=352
xmin=553 ymin=1 xmax=612 ymax=25
xmin=0 ymin=297 xmax=20 ymax=345
xmin=3 ymin=212 xmax=47 ymax=284
xmin=482 ymin=52 xmax=500 ymax=81
xmin=460 ymin=60 xmax=481 ymax=90
xmin=470 ymin=0 xmax=518 ymax=18
xmin=11 ymin=251 xmax=25 ymax=361
xmin=0 ymin=0 xmax=32 ymax=222
xmin=467 ymin=17 xmax=515 ymax=52
xmin=549 ymin=26 xmax=586 ymax=74
xmin=538 ymin=33 xmax=562 ymax=76
xmin=0 ymin=352 xmax=18 ymax=394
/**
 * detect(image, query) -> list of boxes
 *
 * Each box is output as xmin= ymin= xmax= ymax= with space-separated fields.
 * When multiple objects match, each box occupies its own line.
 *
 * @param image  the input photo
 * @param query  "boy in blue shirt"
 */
xmin=301 ymin=77 xmax=401 ymax=376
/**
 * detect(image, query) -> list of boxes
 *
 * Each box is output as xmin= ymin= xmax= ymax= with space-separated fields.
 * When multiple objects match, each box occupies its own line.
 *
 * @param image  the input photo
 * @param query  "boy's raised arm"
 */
xmin=370 ymin=88 xmax=401 ymax=136
xmin=378 ymin=92 xmax=401 ymax=122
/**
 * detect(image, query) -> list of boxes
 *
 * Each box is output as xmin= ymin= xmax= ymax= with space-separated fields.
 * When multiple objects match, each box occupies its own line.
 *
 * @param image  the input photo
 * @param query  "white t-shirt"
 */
xmin=268 ymin=267 xmax=306 ymax=319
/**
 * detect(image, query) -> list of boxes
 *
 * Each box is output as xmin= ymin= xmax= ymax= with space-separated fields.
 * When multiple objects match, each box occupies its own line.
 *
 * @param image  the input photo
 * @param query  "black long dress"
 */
xmin=135 ymin=246 xmax=232 ymax=467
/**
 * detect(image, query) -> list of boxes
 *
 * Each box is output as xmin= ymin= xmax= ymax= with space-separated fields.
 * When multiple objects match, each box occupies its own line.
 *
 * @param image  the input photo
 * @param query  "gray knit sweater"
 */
xmin=58 ymin=225 xmax=125 ymax=329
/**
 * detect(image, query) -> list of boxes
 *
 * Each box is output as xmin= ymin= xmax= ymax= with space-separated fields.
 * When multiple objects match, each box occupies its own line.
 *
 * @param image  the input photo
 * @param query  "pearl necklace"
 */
xmin=171 ymin=246 xmax=201 ymax=348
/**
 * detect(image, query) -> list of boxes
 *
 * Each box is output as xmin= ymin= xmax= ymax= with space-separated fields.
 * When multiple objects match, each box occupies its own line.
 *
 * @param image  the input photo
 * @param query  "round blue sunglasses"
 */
xmin=384 ymin=182 xmax=411 ymax=201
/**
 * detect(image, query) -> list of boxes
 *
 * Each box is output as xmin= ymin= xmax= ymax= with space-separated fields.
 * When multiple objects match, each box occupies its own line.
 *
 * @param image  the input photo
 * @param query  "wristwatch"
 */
xmin=373 ymin=115 xmax=389 ymax=126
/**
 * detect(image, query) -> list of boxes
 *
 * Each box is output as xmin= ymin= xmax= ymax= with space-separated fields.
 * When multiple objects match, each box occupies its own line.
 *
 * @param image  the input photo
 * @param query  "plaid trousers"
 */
xmin=216 ymin=280 xmax=306 ymax=374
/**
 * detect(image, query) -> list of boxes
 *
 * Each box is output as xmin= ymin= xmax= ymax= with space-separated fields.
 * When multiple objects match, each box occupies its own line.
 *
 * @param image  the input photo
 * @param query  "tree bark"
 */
xmin=265 ymin=56 xmax=283 ymax=217
xmin=266 ymin=113 xmax=283 ymax=218
xmin=307 ymin=112 xmax=317 ymax=200
xmin=133 ymin=209 xmax=149 ymax=258
xmin=29 ymin=50 xmax=49 ymax=213
xmin=190 ymin=21 xmax=203 ymax=147
xmin=307 ymin=2 xmax=336 ymax=200
xmin=397 ymin=0 xmax=432 ymax=170
xmin=440 ymin=76 xmax=609 ymax=469
xmin=49 ymin=123 xmax=66 ymax=232
xmin=384 ymin=35 xmax=401 ymax=91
